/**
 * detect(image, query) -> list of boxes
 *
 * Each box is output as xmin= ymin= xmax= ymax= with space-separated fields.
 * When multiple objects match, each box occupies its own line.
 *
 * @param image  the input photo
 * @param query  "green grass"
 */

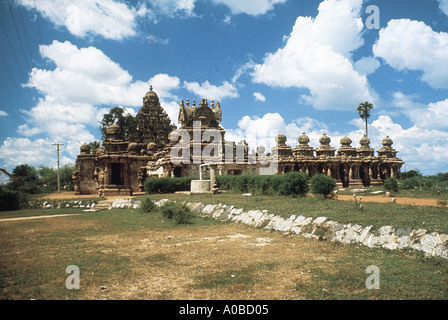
xmin=144 ymin=193 xmax=448 ymax=234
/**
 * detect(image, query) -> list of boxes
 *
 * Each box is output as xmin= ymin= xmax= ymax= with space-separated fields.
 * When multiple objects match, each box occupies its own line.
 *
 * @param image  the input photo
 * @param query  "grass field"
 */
xmin=1 ymin=193 xmax=447 ymax=300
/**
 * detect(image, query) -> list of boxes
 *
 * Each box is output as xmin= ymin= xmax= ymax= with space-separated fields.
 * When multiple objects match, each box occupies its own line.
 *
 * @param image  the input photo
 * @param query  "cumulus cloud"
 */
xmin=0 ymin=110 xmax=8 ymax=116
xmin=354 ymin=56 xmax=381 ymax=76
xmin=225 ymin=111 xmax=448 ymax=175
xmin=253 ymin=92 xmax=266 ymax=102
xmin=438 ymin=0 xmax=448 ymax=16
xmin=392 ymin=93 xmax=448 ymax=131
xmin=251 ymin=0 xmax=375 ymax=110
xmin=211 ymin=0 xmax=287 ymax=16
xmin=184 ymin=80 xmax=238 ymax=101
xmin=18 ymin=0 xmax=148 ymax=40
xmin=373 ymin=19 xmax=448 ymax=89
xmin=1 ymin=40 xmax=181 ymax=170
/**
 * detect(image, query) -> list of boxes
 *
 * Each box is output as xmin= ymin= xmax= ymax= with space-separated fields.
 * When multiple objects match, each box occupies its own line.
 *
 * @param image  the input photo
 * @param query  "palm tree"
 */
xmin=356 ymin=102 xmax=373 ymax=137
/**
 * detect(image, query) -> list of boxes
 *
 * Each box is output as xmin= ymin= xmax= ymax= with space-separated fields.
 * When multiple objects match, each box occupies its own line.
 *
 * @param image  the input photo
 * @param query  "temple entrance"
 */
xmin=111 ymin=163 xmax=123 ymax=185
xmin=173 ymin=167 xmax=182 ymax=177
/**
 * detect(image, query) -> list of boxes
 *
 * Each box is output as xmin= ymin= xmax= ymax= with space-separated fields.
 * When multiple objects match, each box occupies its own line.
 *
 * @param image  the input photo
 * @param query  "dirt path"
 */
xmin=0 ymin=213 xmax=81 ymax=222
xmin=337 ymin=194 xmax=444 ymax=207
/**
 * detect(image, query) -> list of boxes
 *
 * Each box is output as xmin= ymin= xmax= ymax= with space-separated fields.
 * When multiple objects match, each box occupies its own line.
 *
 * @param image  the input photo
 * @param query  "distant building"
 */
xmin=73 ymin=87 xmax=404 ymax=196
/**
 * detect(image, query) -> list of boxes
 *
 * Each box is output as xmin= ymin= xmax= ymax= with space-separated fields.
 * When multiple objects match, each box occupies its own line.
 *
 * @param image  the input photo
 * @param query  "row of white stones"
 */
xmin=153 ymin=199 xmax=448 ymax=260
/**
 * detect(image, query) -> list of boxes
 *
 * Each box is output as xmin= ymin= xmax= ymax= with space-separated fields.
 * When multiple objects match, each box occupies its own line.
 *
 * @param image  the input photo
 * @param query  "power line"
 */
xmin=16 ymin=1 xmax=34 ymax=60
xmin=33 ymin=0 xmax=63 ymax=141
xmin=6 ymin=0 xmax=31 ymax=71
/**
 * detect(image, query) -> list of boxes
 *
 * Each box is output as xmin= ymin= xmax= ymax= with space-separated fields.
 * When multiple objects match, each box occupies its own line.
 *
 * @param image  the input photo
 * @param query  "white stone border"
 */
xmin=152 ymin=199 xmax=448 ymax=260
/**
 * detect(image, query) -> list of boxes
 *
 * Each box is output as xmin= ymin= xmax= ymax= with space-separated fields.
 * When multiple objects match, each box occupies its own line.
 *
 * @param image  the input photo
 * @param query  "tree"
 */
xmin=100 ymin=107 xmax=137 ymax=140
xmin=8 ymin=164 xmax=42 ymax=194
xmin=88 ymin=141 xmax=101 ymax=155
xmin=356 ymin=101 xmax=374 ymax=137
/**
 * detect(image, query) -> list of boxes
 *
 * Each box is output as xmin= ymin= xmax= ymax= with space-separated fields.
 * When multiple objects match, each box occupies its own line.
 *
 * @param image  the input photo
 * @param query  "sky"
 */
xmin=0 ymin=0 xmax=447 ymax=175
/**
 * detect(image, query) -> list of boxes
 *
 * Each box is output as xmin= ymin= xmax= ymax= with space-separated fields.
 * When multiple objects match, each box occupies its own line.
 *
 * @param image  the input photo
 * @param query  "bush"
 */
xmin=144 ymin=177 xmax=198 ymax=194
xmin=0 ymin=186 xmax=30 ymax=211
xmin=310 ymin=174 xmax=336 ymax=197
xmin=384 ymin=177 xmax=399 ymax=193
xmin=277 ymin=172 xmax=309 ymax=196
xmin=160 ymin=202 xmax=194 ymax=225
xmin=216 ymin=172 xmax=309 ymax=197
xmin=139 ymin=197 xmax=156 ymax=213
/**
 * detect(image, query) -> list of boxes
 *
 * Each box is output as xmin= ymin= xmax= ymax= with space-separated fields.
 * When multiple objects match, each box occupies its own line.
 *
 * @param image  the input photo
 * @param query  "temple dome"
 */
xmin=359 ymin=135 xmax=370 ymax=146
xmin=319 ymin=133 xmax=331 ymax=145
xmin=298 ymin=132 xmax=310 ymax=145
xmin=382 ymin=136 xmax=393 ymax=146
xmin=340 ymin=136 xmax=352 ymax=146
xmin=144 ymin=85 xmax=159 ymax=104
xmin=275 ymin=134 xmax=287 ymax=146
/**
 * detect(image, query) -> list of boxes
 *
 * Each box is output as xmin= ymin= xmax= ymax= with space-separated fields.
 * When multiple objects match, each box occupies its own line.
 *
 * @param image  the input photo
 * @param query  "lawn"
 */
xmin=0 ymin=196 xmax=447 ymax=300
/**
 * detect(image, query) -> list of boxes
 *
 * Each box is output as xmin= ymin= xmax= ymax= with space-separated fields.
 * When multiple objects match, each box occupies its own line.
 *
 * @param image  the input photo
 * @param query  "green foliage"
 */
xmin=310 ymin=174 xmax=337 ymax=197
xmin=383 ymin=177 xmax=399 ymax=192
xmin=37 ymin=163 xmax=75 ymax=192
xmin=159 ymin=201 xmax=194 ymax=224
xmin=216 ymin=172 xmax=309 ymax=197
xmin=139 ymin=197 xmax=156 ymax=213
xmin=0 ymin=184 xmax=32 ymax=211
xmin=144 ymin=177 xmax=198 ymax=194
xmin=88 ymin=141 xmax=101 ymax=155
xmin=8 ymin=164 xmax=42 ymax=194
xmin=100 ymin=106 xmax=137 ymax=140
xmin=400 ymin=169 xmax=422 ymax=179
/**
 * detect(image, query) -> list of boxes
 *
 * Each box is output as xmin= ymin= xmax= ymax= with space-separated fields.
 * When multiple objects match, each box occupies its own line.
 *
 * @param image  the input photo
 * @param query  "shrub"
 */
xmin=276 ymin=172 xmax=309 ymax=197
xmin=383 ymin=177 xmax=399 ymax=193
xmin=0 ymin=186 xmax=30 ymax=211
xmin=160 ymin=201 xmax=194 ymax=225
xmin=310 ymin=174 xmax=336 ymax=197
xmin=216 ymin=172 xmax=309 ymax=197
xmin=139 ymin=197 xmax=156 ymax=213
xmin=144 ymin=177 xmax=197 ymax=194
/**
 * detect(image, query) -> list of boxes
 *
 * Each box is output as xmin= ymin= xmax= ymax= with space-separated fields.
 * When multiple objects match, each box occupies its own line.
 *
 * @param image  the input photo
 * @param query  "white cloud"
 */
xmin=0 ymin=110 xmax=8 ymax=116
xmin=1 ymin=40 xmax=182 ymax=170
xmin=18 ymin=0 xmax=148 ymax=40
xmin=225 ymin=111 xmax=448 ymax=175
xmin=392 ymin=93 xmax=448 ymax=130
xmin=253 ymin=92 xmax=266 ymax=102
xmin=251 ymin=0 xmax=375 ymax=111
xmin=438 ymin=0 xmax=448 ymax=16
xmin=370 ymin=115 xmax=448 ymax=174
xmin=149 ymin=0 xmax=197 ymax=18
xmin=354 ymin=56 xmax=381 ymax=76
xmin=373 ymin=19 xmax=448 ymax=89
xmin=184 ymin=80 xmax=238 ymax=101
xmin=211 ymin=0 xmax=287 ymax=16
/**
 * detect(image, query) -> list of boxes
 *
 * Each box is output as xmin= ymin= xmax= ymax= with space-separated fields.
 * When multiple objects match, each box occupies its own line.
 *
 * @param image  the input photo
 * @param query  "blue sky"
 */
xmin=1 ymin=0 xmax=447 ymax=175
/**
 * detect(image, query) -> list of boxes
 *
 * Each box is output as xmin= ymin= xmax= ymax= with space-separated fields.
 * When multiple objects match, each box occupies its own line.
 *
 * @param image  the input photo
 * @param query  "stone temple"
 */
xmin=73 ymin=87 xmax=404 ymax=196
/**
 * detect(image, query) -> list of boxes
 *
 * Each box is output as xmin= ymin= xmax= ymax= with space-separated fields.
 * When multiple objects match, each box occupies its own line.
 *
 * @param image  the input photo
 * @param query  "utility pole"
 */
xmin=52 ymin=143 xmax=64 ymax=193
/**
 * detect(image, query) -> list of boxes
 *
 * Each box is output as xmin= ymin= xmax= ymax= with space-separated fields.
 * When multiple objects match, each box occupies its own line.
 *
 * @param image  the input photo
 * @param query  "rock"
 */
xmin=395 ymin=227 xmax=412 ymax=236
xmin=420 ymin=234 xmax=441 ymax=255
xmin=378 ymin=226 xmax=394 ymax=236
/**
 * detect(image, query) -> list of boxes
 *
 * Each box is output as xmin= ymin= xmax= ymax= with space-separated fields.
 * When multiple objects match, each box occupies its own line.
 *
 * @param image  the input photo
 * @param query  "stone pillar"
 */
xmin=209 ymin=164 xmax=218 ymax=194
